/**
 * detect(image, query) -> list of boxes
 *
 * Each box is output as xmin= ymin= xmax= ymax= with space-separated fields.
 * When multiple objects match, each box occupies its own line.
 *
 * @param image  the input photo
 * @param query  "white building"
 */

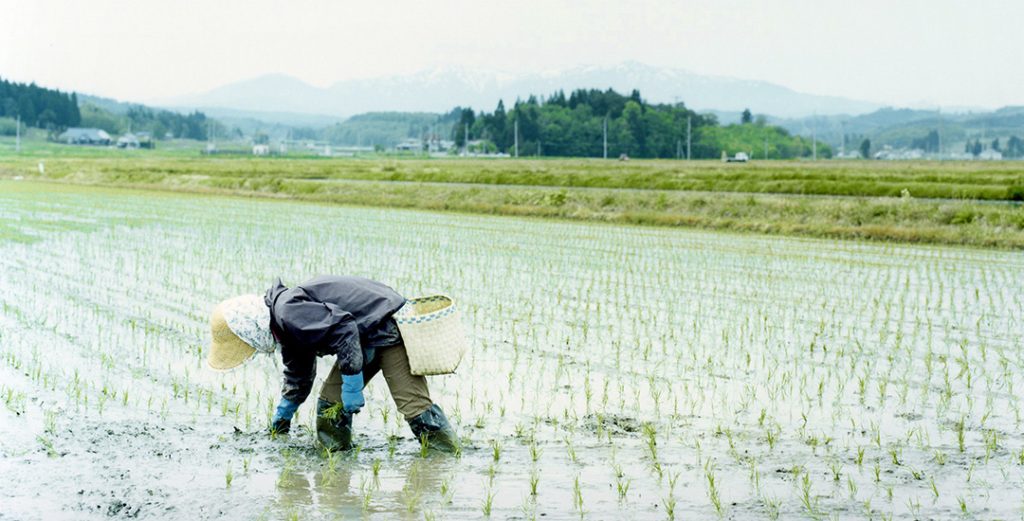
xmin=978 ymin=149 xmax=1003 ymax=161
xmin=253 ymin=144 xmax=271 ymax=156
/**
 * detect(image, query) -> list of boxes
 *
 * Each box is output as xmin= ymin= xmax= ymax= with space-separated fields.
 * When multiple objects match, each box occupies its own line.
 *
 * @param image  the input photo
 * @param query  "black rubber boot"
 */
xmin=408 ymin=404 xmax=460 ymax=454
xmin=316 ymin=398 xmax=353 ymax=451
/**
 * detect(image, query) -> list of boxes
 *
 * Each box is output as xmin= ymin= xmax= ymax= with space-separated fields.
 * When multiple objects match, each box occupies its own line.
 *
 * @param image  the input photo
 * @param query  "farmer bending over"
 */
xmin=207 ymin=275 xmax=459 ymax=453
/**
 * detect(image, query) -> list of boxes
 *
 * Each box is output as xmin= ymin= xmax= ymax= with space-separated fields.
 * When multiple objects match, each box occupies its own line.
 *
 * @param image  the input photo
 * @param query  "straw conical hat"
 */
xmin=208 ymin=294 xmax=279 ymax=370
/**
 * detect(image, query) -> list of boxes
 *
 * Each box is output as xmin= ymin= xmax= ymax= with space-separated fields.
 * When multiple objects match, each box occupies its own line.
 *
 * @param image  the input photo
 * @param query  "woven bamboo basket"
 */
xmin=394 ymin=295 xmax=470 ymax=376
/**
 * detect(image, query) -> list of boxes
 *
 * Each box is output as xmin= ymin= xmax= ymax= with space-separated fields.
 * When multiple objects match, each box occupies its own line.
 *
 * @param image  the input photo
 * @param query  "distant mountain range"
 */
xmin=756 ymin=106 xmax=1024 ymax=150
xmin=157 ymin=61 xmax=883 ymax=120
xmin=91 ymin=65 xmax=1024 ymax=152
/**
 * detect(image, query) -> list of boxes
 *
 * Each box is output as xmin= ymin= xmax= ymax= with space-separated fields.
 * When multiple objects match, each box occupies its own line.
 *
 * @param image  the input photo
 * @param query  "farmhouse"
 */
xmin=252 ymin=144 xmax=271 ymax=156
xmin=58 ymin=127 xmax=112 ymax=145
xmin=395 ymin=138 xmax=423 ymax=152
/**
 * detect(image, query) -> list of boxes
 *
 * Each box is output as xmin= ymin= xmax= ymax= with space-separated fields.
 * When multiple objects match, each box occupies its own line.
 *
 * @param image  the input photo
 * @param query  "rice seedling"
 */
xmin=490 ymin=439 xmax=502 ymax=462
xmin=565 ymin=437 xmax=579 ymax=465
xmin=387 ymin=435 xmax=399 ymax=458
xmin=481 ymin=487 xmax=495 ymax=517
xmin=799 ymin=473 xmax=816 ymax=516
xmin=829 ymin=460 xmax=843 ymax=481
xmin=37 ymin=436 xmax=58 ymax=458
xmin=573 ymin=474 xmax=584 ymax=515
xmin=705 ymin=463 xmax=723 ymax=516
xmin=529 ymin=439 xmax=543 ymax=463
xmin=763 ymin=496 xmax=781 ymax=521
xmin=440 ymin=477 xmax=454 ymax=504
xmin=663 ymin=493 xmax=676 ymax=521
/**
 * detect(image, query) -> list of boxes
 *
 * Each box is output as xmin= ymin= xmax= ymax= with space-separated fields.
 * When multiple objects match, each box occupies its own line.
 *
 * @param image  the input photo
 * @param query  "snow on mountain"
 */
xmin=160 ymin=62 xmax=882 ymax=119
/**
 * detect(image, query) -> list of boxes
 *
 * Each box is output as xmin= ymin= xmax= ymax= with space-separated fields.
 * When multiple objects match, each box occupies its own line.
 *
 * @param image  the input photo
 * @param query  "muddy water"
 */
xmin=1 ymin=180 xmax=1022 ymax=520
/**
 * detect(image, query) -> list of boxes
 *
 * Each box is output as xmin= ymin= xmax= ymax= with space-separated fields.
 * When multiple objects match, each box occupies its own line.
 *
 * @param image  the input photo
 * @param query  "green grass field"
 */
xmin=2 ymin=139 xmax=1023 ymax=249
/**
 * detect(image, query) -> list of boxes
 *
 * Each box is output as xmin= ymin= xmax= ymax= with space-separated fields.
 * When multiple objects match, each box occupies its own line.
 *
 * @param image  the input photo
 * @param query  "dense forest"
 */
xmin=450 ymin=89 xmax=828 ymax=159
xmin=0 ymin=77 xmax=81 ymax=130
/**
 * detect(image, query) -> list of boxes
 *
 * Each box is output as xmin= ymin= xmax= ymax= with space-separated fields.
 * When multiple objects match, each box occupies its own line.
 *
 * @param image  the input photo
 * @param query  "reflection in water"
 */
xmin=275 ymin=467 xmax=314 ymax=508
xmin=273 ymin=453 xmax=452 ymax=519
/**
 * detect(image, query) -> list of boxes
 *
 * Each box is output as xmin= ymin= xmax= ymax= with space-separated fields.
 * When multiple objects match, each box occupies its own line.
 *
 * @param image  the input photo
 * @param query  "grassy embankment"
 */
xmin=1 ymin=151 xmax=1022 ymax=249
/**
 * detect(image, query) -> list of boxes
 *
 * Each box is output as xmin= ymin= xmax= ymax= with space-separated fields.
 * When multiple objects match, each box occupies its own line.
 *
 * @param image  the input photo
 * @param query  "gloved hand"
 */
xmin=270 ymin=397 xmax=299 ymax=435
xmin=341 ymin=373 xmax=365 ymax=414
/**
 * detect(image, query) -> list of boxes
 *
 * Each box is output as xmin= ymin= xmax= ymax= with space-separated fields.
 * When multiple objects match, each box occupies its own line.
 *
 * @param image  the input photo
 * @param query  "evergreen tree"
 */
xmin=453 ymin=107 xmax=475 ymax=147
xmin=741 ymin=109 xmax=753 ymax=124
xmin=1006 ymin=136 xmax=1023 ymax=158
xmin=69 ymin=93 xmax=81 ymax=126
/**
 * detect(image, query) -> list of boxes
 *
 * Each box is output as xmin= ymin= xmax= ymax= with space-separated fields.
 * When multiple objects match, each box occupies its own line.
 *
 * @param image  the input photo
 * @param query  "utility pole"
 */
xmin=603 ymin=115 xmax=608 ymax=159
xmin=764 ymin=138 xmax=768 ymax=160
xmin=686 ymin=116 xmax=692 ymax=160
xmin=514 ymin=118 xmax=519 ymax=158
xmin=464 ymin=124 xmax=469 ymax=156
xmin=840 ymin=122 xmax=846 ymax=157
xmin=811 ymin=116 xmax=817 ymax=161
xmin=676 ymin=139 xmax=681 ymax=159
xmin=15 ymin=115 xmax=20 ymax=153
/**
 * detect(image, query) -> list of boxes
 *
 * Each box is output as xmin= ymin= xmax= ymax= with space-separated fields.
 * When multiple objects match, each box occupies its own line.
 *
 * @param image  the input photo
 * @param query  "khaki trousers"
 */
xmin=319 ymin=342 xmax=433 ymax=420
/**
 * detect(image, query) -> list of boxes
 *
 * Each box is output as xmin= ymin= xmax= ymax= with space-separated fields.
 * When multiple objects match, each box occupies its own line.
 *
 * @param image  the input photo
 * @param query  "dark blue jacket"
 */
xmin=265 ymin=275 xmax=405 ymax=404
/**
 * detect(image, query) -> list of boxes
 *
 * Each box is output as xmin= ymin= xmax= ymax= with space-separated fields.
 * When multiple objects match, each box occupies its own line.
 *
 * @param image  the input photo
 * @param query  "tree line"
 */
xmin=123 ymin=106 xmax=210 ymax=141
xmin=448 ymin=88 xmax=828 ymax=159
xmin=0 ymin=77 xmax=81 ymax=130
xmin=965 ymin=136 xmax=1024 ymax=158
xmin=78 ymin=102 xmax=213 ymax=141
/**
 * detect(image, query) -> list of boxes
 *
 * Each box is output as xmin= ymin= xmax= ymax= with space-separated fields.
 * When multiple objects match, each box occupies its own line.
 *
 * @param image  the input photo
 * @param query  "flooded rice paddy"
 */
xmin=1 ymin=181 xmax=1022 ymax=520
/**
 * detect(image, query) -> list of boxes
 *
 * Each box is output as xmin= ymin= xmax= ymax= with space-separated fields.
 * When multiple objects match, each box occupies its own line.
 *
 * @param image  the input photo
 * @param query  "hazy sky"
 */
xmin=2 ymin=0 xmax=1022 ymax=108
